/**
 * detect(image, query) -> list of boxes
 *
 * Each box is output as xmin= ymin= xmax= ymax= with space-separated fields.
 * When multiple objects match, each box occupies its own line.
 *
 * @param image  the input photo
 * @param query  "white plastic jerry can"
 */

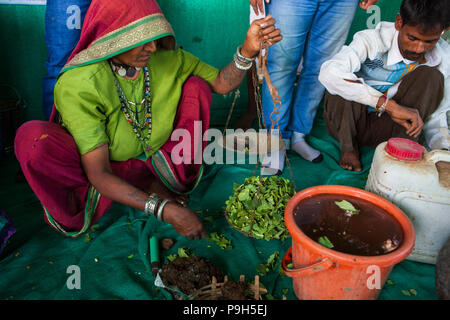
xmin=365 ymin=138 xmax=450 ymax=264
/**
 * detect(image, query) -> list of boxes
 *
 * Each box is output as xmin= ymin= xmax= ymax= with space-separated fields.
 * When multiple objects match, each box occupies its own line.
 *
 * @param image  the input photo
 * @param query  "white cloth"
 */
xmin=319 ymin=21 xmax=449 ymax=150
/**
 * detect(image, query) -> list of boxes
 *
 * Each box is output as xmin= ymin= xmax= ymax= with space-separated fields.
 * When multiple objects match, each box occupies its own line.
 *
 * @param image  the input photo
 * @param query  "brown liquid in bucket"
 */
xmin=293 ymin=194 xmax=404 ymax=256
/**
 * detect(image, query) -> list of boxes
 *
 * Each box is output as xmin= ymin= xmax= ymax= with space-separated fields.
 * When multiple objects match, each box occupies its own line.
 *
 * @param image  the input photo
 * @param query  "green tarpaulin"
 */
xmin=0 ymin=105 xmax=438 ymax=300
xmin=0 ymin=0 xmax=439 ymax=301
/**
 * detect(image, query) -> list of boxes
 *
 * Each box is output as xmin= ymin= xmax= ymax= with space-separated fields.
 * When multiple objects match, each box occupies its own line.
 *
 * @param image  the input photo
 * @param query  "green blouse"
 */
xmin=54 ymin=48 xmax=219 ymax=161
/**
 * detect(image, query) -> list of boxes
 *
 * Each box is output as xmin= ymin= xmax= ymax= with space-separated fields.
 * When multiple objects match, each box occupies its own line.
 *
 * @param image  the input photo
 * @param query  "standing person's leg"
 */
xmin=289 ymin=0 xmax=358 ymax=162
xmin=261 ymin=0 xmax=318 ymax=174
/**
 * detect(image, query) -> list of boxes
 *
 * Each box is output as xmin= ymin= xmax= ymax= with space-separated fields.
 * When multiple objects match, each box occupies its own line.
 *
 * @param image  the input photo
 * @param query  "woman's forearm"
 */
xmin=89 ymin=170 xmax=149 ymax=212
xmin=211 ymin=61 xmax=247 ymax=95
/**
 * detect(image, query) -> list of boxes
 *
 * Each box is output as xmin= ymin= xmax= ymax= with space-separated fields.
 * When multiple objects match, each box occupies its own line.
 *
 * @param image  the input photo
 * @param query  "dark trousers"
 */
xmin=323 ymin=66 xmax=444 ymax=152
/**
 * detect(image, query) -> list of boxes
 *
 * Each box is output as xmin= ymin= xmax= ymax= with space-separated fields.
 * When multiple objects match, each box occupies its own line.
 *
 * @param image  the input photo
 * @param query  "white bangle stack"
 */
xmin=144 ymin=193 xmax=161 ymax=216
xmin=233 ymin=46 xmax=255 ymax=70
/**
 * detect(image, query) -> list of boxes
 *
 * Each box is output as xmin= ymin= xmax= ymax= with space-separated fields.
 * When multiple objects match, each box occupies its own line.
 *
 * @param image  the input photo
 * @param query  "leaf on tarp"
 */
xmin=166 ymin=247 xmax=192 ymax=262
xmin=257 ymin=251 xmax=280 ymax=276
xmin=401 ymin=289 xmax=411 ymax=296
xmin=206 ymin=232 xmax=232 ymax=250
xmin=178 ymin=247 xmax=190 ymax=258
xmin=318 ymin=236 xmax=334 ymax=249
xmin=335 ymin=200 xmax=360 ymax=216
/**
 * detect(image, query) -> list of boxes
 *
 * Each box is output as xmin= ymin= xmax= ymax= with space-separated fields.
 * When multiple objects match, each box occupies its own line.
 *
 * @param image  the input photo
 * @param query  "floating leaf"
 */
xmin=318 ymin=236 xmax=334 ymax=249
xmin=335 ymin=200 xmax=360 ymax=216
xmin=128 ymin=254 xmax=134 ymax=259
xmin=387 ymin=279 xmax=394 ymax=285
xmin=410 ymin=289 xmax=417 ymax=296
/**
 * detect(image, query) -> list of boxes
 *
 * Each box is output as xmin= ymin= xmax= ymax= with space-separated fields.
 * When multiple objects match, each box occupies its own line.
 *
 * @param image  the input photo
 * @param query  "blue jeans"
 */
xmin=262 ymin=0 xmax=358 ymax=142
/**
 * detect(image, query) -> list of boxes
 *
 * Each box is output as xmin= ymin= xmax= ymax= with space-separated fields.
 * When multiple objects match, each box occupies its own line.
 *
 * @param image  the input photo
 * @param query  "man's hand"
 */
xmin=249 ymin=0 xmax=270 ymax=16
xmin=241 ymin=14 xmax=282 ymax=59
xmin=162 ymin=202 xmax=207 ymax=240
xmin=359 ymin=0 xmax=379 ymax=10
xmin=385 ymin=99 xmax=424 ymax=138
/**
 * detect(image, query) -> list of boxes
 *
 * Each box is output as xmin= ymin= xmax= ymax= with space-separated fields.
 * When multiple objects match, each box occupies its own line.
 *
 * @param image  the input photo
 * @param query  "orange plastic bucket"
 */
xmin=282 ymin=185 xmax=415 ymax=300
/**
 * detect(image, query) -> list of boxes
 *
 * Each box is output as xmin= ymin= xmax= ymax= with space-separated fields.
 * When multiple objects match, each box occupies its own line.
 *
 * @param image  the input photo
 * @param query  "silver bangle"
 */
xmin=234 ymin=54 xmax=253 ymax=70
xmin=236 ymin=46 xmax=255 ymax=63
xmin=145 ymin=193 xmax=161 ymax=216
xmin=233 ymin=46 xmax=254 ymax=71
xmin=377 ymin=96 xmax=388 ymax=117
xmin=156 ymin=199 xmax=170 ymax=221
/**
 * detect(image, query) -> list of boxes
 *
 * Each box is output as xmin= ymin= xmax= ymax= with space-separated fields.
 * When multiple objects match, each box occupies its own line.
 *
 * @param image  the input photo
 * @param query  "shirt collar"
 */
xmin=387 ymin=30 xmax=441 ymax=67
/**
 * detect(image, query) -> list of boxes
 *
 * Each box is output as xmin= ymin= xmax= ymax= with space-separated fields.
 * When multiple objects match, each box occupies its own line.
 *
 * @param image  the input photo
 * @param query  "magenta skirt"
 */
xmin=14 ymin=77 xmax=211 ymax=236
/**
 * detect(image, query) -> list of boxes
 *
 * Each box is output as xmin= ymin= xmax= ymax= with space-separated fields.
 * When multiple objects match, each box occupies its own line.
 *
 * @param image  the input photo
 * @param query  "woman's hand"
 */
xmin=359 ymin=0 xmax=379 ymax=10
xmin=81 ymin=144 xmax=204 ymax=240
xmin=210 ymin=14 xmax=281 ymax=95
xmin=385 ymin=100 xmax=424 ymax=138
xmin=241 ymin=14 xmax=282 ymax=59
xmin=162 ymin=202 xmax=207 ymax=240
xmin=249 ymin=0 xmax=270 ymax=15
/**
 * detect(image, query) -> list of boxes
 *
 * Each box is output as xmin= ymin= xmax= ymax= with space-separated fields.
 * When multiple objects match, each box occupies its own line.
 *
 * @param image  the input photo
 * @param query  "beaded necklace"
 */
xmin=112 ymin=66 xmax=152 ymax=142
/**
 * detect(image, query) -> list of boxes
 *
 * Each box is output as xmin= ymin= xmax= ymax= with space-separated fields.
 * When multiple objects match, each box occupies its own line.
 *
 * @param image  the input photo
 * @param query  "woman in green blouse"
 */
xmin=14 ymin=0 xmax=281 ymax=240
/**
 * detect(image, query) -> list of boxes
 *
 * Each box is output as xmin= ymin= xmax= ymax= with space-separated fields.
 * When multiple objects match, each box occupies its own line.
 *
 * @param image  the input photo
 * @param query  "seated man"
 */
xmin=319 ymin=0 xmax=449 ymax=171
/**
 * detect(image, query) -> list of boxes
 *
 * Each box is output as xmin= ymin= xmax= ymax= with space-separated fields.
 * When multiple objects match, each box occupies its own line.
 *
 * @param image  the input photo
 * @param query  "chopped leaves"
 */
xmin=225 ymin=176 xmax=295 ymax=241
xmin=167 ymin=247 xmax=192 ymax=262
xmin=206 ymin=232 xmax=233 ymax=250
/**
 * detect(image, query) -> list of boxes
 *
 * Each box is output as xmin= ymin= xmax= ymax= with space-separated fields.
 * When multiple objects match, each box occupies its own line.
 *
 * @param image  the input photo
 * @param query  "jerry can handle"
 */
xmin=424 ymin=149 xmax=450 ymax=164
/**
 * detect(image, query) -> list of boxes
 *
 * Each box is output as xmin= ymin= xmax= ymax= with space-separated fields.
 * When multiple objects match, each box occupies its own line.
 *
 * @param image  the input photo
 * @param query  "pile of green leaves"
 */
xmin=225 ymin=176 xmax=295 ymax=241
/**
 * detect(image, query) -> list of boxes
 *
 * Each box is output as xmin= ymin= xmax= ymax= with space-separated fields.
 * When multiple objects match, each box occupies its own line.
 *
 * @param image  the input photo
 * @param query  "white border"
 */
xmin=0 ymin=0 xmax=46 ymax=5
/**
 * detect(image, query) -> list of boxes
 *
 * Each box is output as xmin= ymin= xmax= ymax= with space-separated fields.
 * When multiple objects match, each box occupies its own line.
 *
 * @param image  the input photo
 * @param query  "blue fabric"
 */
xmin=262 ymin=0 xmax=359 ymax=139
xmin=42 ymin=0 xmax=91 ymax=120
xmin=356 ymin=52 xmax=420 ymax=93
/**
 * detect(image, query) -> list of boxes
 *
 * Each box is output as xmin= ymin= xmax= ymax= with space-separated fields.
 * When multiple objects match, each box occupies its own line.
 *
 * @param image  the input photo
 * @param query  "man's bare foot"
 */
xmin=339 ymin=148 xmax=362 ymax=172
xmin=147 ymin=179 xmax=189 ymax=207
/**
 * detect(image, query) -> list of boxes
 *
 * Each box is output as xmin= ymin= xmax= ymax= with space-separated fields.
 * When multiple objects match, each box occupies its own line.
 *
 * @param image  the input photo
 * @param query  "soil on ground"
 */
xmin=160 ymin=256 xmax=224 ymax=296
xmin=221 ymin=280 xmax=249 ymax=300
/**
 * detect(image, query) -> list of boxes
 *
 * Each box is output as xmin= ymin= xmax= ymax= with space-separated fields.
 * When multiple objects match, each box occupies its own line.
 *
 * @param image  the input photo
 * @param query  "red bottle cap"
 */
xmin=385 ymin=138 xmax=423 ymax=161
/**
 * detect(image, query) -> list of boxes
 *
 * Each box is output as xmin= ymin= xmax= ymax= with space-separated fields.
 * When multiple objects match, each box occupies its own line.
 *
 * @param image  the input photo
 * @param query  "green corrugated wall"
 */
xmin=1 ymin=0 xmax=430 ymax=127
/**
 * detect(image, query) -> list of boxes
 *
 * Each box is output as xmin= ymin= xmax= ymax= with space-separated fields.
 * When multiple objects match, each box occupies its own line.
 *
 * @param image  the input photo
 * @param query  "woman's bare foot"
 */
xmin=339 ymin=147 xmax=362 ymax=172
